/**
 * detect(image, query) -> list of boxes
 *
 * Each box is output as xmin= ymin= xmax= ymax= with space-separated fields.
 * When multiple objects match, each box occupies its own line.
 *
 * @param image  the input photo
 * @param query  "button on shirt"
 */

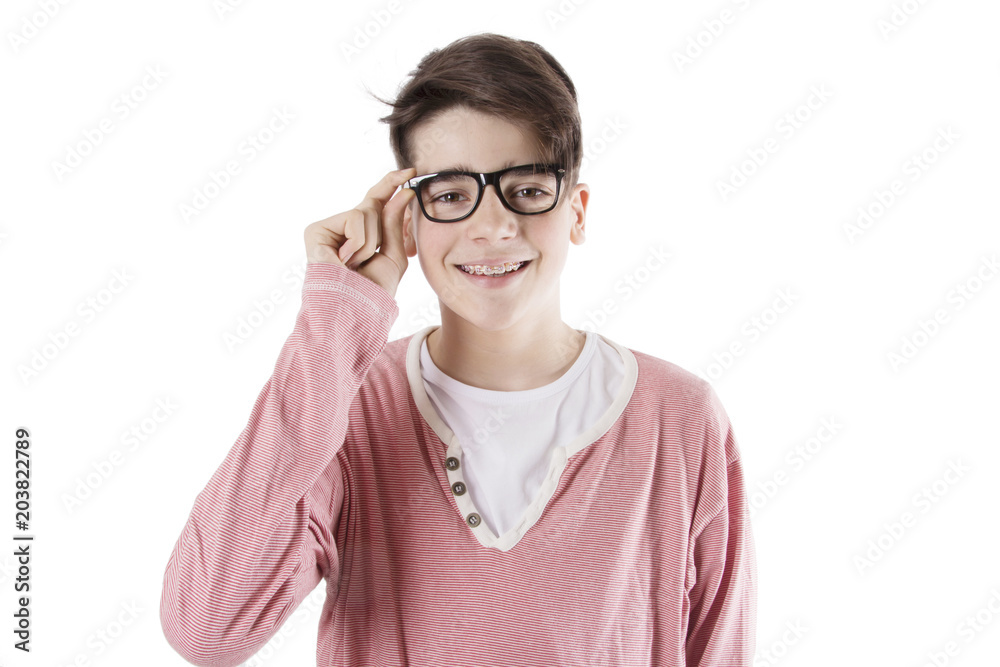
xmin=419 ymin=330 xmax=626 ymax=537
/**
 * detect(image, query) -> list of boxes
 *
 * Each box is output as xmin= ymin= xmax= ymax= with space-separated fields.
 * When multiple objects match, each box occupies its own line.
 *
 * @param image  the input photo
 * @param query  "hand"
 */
xmin=304 ymin=168 xmax=417 ymax=299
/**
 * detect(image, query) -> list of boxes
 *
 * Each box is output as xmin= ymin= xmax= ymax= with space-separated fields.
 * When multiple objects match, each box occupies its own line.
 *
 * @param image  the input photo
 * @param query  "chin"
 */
xmin=446 ymin=302 xmax=522 ymax=333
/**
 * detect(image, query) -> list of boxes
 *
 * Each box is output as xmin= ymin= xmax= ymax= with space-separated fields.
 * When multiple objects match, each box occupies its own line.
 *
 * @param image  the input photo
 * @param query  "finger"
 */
xmin=305 ymin=215 xmax=348 ymax=265
xmin=349 ymin=204 xmax=384 ymax=269
xmin=357 ymin=168 xmax=417 ymax=218
xmin=378 ymin=184 xmax=416 ymax=271
xmin=349 ymin=168 xmax=415 ymax=268
xmin=338 ymin=210 xmax=366 ymax=264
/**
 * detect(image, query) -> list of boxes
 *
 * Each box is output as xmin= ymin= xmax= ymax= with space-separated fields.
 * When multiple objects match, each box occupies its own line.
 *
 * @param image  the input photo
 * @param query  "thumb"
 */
xmin=379 ymin=186 xmax=415 ymax=270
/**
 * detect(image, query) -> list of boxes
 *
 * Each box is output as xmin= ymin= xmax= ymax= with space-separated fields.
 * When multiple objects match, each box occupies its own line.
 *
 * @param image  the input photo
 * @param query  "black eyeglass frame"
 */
xmin=402 ymin=163 xmax=567 ymax=223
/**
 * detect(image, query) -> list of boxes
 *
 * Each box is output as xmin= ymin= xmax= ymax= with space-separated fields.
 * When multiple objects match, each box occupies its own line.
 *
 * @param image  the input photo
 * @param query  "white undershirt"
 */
xmin=419 ymin=330 xmax=626 ymax=536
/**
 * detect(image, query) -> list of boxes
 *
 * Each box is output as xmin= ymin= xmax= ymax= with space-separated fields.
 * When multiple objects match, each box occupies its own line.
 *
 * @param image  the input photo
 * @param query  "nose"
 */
xmin=465 ymin=184 xmax=517 ymax=240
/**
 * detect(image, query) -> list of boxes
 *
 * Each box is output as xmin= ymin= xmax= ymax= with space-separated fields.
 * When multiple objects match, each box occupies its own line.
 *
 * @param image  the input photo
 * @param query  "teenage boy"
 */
xmin=161 ymin=33 xmax=757 ymax=666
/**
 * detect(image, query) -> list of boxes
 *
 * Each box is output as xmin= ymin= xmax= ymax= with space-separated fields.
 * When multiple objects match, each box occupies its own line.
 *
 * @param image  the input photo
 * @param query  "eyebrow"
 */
xmin=433 ymin=161 xmax=529 ymax=174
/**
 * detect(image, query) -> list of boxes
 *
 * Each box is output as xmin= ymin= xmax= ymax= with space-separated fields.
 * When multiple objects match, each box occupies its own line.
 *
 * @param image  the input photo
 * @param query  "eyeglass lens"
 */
xmin=419 ymin=166 xmax=560 ymax=221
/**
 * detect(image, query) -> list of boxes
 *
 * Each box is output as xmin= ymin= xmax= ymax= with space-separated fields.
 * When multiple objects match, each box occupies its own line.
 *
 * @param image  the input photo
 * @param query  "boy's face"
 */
xmin=402 ymin=105 xmax=588 ymax=333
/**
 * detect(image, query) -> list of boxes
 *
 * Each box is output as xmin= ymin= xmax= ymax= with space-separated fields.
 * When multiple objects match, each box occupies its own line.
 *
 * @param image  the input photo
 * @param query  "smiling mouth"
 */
xmin=456 ymin=260 xmax=530 ymax=276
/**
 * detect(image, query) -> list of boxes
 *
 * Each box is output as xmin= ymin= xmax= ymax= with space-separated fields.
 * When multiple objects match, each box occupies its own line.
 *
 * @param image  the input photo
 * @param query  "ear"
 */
xmin=568 ymin=183 xmax=588 ymax=246
xmin=403 ymin=198 xmax=417 ymax=257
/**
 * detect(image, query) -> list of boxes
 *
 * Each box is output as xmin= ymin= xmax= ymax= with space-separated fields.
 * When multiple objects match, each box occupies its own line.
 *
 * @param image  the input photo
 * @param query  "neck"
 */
xmin=426 ymin=312 xmax=586 ymax=392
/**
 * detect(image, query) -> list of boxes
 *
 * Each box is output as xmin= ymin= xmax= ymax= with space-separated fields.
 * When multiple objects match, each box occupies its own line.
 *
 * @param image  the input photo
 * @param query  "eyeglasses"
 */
xmin=402 ymin=163 xmax=566 ymax=223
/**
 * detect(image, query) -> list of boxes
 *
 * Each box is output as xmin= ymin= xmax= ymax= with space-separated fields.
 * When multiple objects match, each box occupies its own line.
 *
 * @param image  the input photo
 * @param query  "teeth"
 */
xmin=459 ymin=261 xmax=525 ymax=276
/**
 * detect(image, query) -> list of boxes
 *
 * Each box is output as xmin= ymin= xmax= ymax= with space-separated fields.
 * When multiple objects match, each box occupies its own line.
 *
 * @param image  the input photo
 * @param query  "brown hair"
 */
xmin=374 ymin=33 xmax=583 ymax=189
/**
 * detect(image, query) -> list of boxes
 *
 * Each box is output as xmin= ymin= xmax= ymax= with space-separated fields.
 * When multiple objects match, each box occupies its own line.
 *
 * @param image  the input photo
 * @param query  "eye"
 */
xmin=431 ymin=191 xmax=469 ymax=205
xmin=512 ymin=187 xmax=548 ymax=199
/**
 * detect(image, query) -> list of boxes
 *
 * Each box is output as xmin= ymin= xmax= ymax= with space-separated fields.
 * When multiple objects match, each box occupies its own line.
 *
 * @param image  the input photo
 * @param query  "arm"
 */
xmin=685 ymin=396 xmax=758 ymax=666
xmin=159 ymin=262 xmax=398 ymax=666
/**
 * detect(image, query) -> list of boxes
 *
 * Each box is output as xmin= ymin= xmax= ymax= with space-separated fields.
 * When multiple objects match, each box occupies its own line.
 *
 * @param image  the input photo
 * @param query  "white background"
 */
xmin=2 ymin=0 xmax=999 ymax=665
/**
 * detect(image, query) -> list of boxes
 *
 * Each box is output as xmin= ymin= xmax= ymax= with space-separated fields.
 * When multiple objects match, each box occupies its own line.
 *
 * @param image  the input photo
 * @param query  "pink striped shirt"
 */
xmin=159 ymin=262 xmax=757 ymax=666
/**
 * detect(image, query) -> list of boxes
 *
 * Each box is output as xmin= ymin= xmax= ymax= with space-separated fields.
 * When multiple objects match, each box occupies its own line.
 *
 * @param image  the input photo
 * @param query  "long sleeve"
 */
xmin=685 ymin=394 xmax=758 ymax=666
xmin=159 ymin=262 xmax=398 ymax=667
